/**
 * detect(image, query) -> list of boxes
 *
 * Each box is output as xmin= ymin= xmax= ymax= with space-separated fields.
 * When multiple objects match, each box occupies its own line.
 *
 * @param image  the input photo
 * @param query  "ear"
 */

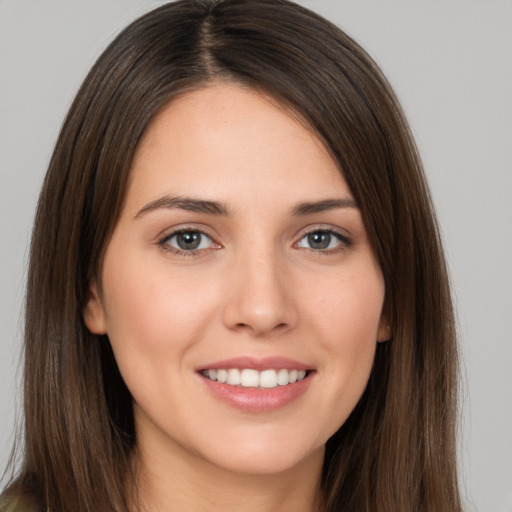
xmin=83 ymin=279 xmax=107 ymax=335
xmin=377 ymin=315 xmax=391 ymax=343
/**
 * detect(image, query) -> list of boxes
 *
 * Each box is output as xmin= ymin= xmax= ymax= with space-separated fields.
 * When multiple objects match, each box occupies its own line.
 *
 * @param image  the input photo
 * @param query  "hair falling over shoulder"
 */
xmin=1 ymin=1 xmax=462 ymax=511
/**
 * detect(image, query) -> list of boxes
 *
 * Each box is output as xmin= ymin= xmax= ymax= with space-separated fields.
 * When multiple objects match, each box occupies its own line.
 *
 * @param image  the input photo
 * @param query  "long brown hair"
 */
xmin=1 ymin=1 xmax=461 ymax=510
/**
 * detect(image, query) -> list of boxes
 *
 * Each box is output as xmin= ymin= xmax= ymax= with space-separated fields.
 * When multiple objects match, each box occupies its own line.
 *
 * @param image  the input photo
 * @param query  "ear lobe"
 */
xmin=377 ymin=316 xmax=391 ymax=343
xmin=83 ymin=280 xmax=107 ymax=335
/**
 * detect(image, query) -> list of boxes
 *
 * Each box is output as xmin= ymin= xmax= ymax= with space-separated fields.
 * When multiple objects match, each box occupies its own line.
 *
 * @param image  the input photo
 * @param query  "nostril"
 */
xmin=222 ymin=282 xmax=298 ymax=335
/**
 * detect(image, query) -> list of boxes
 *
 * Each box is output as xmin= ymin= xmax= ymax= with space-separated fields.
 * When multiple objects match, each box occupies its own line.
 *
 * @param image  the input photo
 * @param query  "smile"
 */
xmin=198 ymin=357 xmax=314 ymax=412
xmin=201 ymin=368 xmax=308 ymax=388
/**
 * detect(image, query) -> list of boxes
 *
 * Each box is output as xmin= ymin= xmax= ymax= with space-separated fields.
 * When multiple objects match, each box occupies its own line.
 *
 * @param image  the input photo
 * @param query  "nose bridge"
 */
xmin=223 ymin=240 xmax=296 ymax=336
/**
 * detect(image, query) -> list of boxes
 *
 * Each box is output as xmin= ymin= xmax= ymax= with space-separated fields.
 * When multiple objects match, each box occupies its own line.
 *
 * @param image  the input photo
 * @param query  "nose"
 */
xmin=222 ymin=248 xmax=298 ymax=337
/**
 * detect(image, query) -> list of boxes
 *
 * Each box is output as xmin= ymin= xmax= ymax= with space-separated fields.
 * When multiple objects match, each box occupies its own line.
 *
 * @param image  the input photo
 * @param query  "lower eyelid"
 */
xmin=157 ymin=227 xmax=351 ymax=255
xmin=159 ymin=229 xmax=205 ymax=247
xmin=296 ymin=230 xmax=351 ymax=250
xmin=160 ymin=226 xmax=210 ymax=241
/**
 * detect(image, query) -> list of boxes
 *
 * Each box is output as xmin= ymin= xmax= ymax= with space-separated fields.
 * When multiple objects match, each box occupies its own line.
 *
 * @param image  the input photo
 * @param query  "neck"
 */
xmin=133 ymin=432 xmax=324 ymax=512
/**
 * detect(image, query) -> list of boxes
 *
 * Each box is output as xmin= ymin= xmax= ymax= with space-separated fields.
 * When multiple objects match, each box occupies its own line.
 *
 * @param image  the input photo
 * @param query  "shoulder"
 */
xmin=0 ymin=497 xmax=39 ymax=512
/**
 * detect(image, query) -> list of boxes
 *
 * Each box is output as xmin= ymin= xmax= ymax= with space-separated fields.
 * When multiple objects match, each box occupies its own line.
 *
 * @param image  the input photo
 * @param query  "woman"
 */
xmin=1 ymin=0 xmax=462 ymax=510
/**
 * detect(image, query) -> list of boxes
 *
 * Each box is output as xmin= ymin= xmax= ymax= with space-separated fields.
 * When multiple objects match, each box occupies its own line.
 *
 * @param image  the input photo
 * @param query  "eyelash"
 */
xmin=158 ymin=227 xmax=218 ymax=257
xmin=157 ymin=226 xmax=352 ymax=257
xmin=295 ymin=228 xmax=353 ymax=254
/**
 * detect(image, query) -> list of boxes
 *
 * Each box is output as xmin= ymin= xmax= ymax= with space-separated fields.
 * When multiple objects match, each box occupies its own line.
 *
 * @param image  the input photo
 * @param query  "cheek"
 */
xmin=98 ymin=259 xmax=223 ymax=427
xmin=309 ymin=264 xmax=384 ymax=347
xmin=303 ymin=265 xmax=384 ymax=428
xmin=98 ymin=250 xmax=218 ymax=391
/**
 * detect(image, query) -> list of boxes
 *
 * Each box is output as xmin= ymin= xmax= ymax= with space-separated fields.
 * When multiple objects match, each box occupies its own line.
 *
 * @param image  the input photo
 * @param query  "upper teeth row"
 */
xmin=202 ymin=368 xmax=307 ymax=388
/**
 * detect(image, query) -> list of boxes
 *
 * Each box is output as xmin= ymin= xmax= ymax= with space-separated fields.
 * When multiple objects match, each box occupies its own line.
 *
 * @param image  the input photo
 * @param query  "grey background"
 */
xmin=1 ymin=1 xmax=511 ymax=510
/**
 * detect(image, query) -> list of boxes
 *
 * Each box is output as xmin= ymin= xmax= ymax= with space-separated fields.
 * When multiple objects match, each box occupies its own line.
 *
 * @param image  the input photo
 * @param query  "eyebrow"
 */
xmin=135 ymin=195 xmax=358 ymax=219
xmin=135 ymin=195 xmax=229 ymax=218
xmin=290 ymin=198 xmax=358 ymax=215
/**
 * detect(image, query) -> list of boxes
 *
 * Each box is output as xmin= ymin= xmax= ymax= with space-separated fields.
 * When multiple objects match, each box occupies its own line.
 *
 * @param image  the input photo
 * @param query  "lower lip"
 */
xmin=200 ymin=373 xmax=314 ymax=413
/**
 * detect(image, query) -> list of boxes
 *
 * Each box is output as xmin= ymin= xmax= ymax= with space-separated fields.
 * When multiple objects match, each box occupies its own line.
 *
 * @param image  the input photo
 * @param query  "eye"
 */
xmin=161 ymin=229 xmax=215 ymax=253
xmin=295 ymin=229 xmax=349 ymax=251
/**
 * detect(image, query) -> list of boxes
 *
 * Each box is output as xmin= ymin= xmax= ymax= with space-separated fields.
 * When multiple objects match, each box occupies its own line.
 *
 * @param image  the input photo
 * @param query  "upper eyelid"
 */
xmin=295 ymin=224 xmax=351 ymax=240
xmin=158 ymin=228 xmax=220 ymax=257
xmin=158 ymin=224 xmax=220 ymax=243
xmin=156 ymin=223 xmax=352 ymax=248
xmin=294 ymin=227 xmax=353 ymax=253
xmin=162 ymin=229 xmax=213 ymax=243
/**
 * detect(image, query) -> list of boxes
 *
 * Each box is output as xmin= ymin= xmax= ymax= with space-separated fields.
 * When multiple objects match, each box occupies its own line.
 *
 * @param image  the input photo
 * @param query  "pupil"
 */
xmin=308 ymin=232 xmax=330 ymax=249
xmin=177 ymin=231 xmax=201 ymax=250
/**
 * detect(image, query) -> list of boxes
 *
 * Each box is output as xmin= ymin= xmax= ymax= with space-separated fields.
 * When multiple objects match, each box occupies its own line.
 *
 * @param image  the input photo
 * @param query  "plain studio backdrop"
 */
xmin=0 ymin=1 xmax=511 ymax=510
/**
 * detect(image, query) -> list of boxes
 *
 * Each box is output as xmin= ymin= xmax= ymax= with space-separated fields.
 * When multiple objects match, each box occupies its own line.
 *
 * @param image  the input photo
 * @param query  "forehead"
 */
xmin=126 ymin=83 xmax=351 ymax=212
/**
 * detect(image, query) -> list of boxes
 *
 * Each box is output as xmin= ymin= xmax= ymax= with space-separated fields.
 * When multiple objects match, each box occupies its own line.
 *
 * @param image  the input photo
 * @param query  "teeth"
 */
xmin=276 ymin=369 xmax=289 ymax=386
xmin=241 ymin=369 xmax=259 ymax=387
xmin=260 ymin=369 xmax=278 ymax=388
xmin=202 ymin=368 xmax=308 ymax=388
xmin=227 ymin=369 xmax=241 ymax=385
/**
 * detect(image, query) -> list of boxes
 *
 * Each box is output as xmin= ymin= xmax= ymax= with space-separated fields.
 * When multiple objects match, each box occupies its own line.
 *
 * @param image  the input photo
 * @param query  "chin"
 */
xmin=195 ymin=433 xmax=325 ymax=476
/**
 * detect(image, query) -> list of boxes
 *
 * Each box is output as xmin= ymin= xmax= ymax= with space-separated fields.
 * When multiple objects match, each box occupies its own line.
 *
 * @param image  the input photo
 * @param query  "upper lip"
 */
xmin=197 ymin=356 xmax=313 ymax=372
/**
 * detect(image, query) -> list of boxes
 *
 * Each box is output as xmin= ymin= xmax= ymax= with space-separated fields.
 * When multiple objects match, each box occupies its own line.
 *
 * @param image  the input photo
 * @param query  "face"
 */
xmin=85 ymin=84 xmax=388 ymax=477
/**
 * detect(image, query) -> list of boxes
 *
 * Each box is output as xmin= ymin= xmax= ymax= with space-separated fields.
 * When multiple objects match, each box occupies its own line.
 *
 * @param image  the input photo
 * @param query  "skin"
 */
xmin=84 ymin=83 xmax=388 ymax=512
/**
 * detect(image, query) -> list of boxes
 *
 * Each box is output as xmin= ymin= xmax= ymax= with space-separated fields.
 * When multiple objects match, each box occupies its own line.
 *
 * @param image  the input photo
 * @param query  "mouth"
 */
xmin=197 ymin=357 xmax=315 ymax=412
xmin=200 ymin=368 xmax=309 ymax=389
